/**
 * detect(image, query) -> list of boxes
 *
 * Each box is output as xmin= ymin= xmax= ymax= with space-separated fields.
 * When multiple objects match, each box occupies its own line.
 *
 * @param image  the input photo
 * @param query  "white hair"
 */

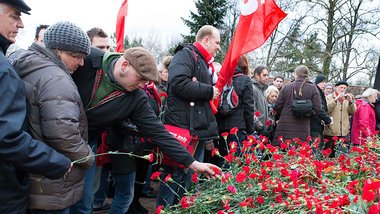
xmin=362 ymin=88 xmax=378 ymax=98
xmin=264 ymin=85 xmax=279 ymax=98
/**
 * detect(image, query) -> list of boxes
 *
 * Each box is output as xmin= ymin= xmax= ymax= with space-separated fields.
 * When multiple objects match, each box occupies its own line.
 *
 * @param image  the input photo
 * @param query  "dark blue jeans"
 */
xmin=70 ymin=139 xmax=97 ymax=214
xmin=156 ymin=140 xmax=206 ymax=207
xmin=93 ymin=166 xmax=111 ymax=208
xmin=109 ymin=172 xmax=136 ymax=214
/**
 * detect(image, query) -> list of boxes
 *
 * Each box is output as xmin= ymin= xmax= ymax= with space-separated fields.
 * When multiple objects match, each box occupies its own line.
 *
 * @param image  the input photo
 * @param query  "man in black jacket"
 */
xmin=157 ymin=25 xmax=221 ymax=207
xmin=71 ymin=46 xmax=218 ymax=213
xmin=310 ymin=74 xmax=332 ymax=145
xmin=0 ymin=1 xmax=71 ymax=213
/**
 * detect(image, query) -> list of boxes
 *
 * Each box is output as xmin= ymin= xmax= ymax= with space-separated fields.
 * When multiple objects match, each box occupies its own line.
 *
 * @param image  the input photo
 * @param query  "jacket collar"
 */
xmin=29 ymin=42 xmax=71 ymax=75
xmin=252 ymin=77 xmax=268 ymax=91
xmin=0 ymin=34 xmax=12 ymax=54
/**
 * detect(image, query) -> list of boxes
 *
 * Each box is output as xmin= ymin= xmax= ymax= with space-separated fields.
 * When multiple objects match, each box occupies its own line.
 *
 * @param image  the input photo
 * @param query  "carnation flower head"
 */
xmin=151 ymin=171 xmax=161 ymax=181
xmin=230 ymin=127 xmax=238 ymax=135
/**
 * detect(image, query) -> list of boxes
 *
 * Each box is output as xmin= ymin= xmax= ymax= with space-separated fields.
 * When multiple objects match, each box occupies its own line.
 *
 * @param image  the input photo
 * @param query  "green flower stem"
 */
xmin=72 ymin=151 xmax=146 ymax=164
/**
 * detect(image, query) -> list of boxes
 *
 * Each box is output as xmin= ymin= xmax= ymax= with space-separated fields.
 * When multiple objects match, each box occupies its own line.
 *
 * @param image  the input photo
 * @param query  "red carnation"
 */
xmin=280 ymin=142 xmax=288 ymax=150
xmin=159 ymin=92 xmax=167 ymax=98
xmin=180 ymin=196 xmax=190 ymax=208
xmin=151 ymin=171 xmax=161 ymax=181
xmin=230 ymin=127 xmax=238 ymax=135
xmin=221 ymin=132 xmax=229 ymax=140
xmin=275 ymin=194 xmax=283 ymax=203
xmin=191 ymin=173 xmax=198 ymax=183
xmin=235 ymin=172 xmax=247 ymax=183
xmin=265 ymin=120 xmax=271 ymax=126
xmin=256 ymin=196 xmax=264 ymax=204
xmin=211 ymin=148 xmax=220 ymax=157
xmin=254 ymin=111 xmax=261 ymax=117
xmin=156 ymin=205 xmax=163 ymax=214
xmin=164 ymin=174 xmax=172 ymax=182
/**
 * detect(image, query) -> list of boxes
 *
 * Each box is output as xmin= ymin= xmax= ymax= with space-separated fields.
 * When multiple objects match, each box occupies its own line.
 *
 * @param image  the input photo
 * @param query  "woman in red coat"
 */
xmin=351 ymin=88 xmax=378 ymax=145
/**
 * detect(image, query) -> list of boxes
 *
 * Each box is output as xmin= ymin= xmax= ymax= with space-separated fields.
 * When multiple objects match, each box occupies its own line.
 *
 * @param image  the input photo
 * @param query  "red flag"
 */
xmin=214 ymin=0 xmax=287 ymax=92
xmin=116 ymin=0 xmax=128 ymax=53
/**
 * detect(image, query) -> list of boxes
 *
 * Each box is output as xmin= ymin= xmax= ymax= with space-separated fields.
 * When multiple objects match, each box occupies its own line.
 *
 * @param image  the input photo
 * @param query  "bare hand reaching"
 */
xmin=188 ymin=161 xmax=221 ymax=179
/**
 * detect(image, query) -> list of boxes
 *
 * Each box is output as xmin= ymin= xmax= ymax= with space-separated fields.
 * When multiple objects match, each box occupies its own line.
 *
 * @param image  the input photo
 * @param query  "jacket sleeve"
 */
xmin=317 ymin=108 xmax=332 ymax=124
xmin=311 ymin=84 xmax=322 ymax=118
xmin=251 ymin=85 xmax=264 ymax=128
xmin=130 ymin=92 xmax=195 ymax=167
xmin=168 ymin=49 xmax=213 ymax=101
xmin=39 ymin=76 xmax=94 ymax=169
xmin=241 ymin=77 xmax=255 ymax=134
xmin=274 ymin=85 xmax=286 ymax=117
xmin=0 ymin=69 xmax=71 ymax=179
xmin=326 ymin=94 xmax=337 ymax=114
xmin=347 ymin=99 xmax=357 ymax=115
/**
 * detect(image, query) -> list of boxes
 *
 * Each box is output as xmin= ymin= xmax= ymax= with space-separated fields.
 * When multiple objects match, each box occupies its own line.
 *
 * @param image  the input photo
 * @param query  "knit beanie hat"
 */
xmin=124 ymin=47 xmax=158 ymax=83
xmin=44 ymin=22 xmax=90 ymax=55
xmin=315 ymin=74 xmax=327 ymax=84
xmin=335 ymin=80 xmax=348 ymax=87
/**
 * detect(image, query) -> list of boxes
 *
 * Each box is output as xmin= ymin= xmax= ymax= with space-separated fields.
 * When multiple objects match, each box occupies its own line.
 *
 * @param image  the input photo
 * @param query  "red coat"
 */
xmin=351 ymin=100 xmax=376 ymax=145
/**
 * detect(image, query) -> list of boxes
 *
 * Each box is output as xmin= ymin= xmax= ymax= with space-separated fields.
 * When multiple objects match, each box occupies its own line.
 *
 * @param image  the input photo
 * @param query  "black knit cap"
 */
xmin=315 ymin=74 xmax=327 ymax=84
xmin=44 ymin=22 xmax=90 ymax=55
xmin=335 ymin=80 xmax=348 ymax=87
xmin=0 ymin=0 xmax=31 ymax=14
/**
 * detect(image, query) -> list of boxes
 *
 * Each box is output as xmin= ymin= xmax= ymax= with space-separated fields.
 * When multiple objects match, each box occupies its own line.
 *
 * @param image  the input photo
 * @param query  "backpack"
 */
xmin=218 ymin=73 xmax=244 ymax=116
xmin=291 ymin=82 xmax=313 ymax=118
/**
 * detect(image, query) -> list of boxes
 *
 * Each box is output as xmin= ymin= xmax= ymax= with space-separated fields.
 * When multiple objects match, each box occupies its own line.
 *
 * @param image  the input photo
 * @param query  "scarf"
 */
xmin=193 ymin=42 xmax=215 ymax=76
xmin=193 ymin=42 xmax=218 ymax=114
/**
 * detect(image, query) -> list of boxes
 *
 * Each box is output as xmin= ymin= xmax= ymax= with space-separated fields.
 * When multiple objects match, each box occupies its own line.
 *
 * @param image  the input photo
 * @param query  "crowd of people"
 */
xmin=1 ymin=0 xmax=379 ymax=214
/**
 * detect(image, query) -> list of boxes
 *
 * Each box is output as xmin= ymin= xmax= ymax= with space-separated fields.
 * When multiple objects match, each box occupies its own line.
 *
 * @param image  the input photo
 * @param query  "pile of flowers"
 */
xmin=154 ymin=129 xmax=380 ymax=214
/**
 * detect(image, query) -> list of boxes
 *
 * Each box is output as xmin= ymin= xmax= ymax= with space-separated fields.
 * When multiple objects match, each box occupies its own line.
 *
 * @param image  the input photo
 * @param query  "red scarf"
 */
xmin=193 ymin=42 xmax=218 ymax=114
xmin=193 ymin=42 xmax=215 ymax=75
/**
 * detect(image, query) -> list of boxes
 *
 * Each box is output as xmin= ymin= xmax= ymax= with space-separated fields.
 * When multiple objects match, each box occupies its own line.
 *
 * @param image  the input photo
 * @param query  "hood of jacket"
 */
xmin=11 ymin=42 xmax=71 ymax=79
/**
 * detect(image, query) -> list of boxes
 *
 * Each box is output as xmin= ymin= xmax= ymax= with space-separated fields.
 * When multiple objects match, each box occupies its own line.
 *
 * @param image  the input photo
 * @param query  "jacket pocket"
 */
xmin=193 ymin=105 xmax=208 ymax=130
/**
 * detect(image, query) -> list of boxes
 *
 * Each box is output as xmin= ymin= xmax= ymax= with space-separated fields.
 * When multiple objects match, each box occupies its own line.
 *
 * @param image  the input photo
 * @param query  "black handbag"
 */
xmin=291 ymin=82 xmax=312 ymax=118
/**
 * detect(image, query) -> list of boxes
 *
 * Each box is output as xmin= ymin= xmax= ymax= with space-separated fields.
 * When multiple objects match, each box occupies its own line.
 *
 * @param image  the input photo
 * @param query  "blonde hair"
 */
xmin=265 ymin=85 xmax=279 ymax=98
xmin=162 ymin=56 xmax=173 ymax=70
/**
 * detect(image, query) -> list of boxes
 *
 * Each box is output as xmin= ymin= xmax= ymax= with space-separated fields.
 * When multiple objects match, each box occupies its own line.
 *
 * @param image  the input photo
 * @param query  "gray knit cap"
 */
xmin=44 ymin=21 xmax=90 ymax=55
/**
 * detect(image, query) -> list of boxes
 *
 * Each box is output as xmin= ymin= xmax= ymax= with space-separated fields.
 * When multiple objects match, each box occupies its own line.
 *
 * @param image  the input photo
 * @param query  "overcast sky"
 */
xmin=15 ymin=0 xmax=196 ymax=49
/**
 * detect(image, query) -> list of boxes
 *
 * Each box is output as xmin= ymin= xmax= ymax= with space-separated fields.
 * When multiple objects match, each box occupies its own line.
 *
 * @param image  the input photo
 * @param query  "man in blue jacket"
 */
xmin=0 ymin=1 xmax=71 ymax=213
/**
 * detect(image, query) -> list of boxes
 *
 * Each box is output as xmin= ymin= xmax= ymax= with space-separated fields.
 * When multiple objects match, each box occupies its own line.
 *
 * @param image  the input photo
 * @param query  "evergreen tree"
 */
xmin=181 ymin=0 xmax=229 ymax=62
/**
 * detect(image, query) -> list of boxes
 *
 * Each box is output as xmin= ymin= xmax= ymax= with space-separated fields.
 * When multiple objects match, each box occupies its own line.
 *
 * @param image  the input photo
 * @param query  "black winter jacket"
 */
xmin=216 ymin=66 xmax=255 ymax=133
xmin=72 ymin=47 xmax=195 ymax=167
xmin=375 ymin=98 xmax=380 ymax=131
xmin=310 ymin=84 xmax=332 ymax=133
xmin=0 ymin=35 xmax=70 ymax=213
xmin=164 ymin=44 xmax=218 ymax=140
